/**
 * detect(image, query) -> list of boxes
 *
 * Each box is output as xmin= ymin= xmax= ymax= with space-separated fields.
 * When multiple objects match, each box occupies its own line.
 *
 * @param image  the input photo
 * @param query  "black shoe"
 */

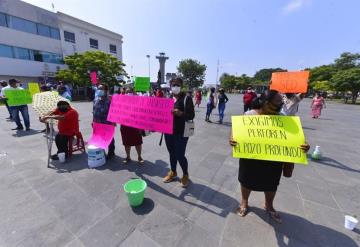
xmin=6 ymin=117 xmax=12 ymax=120
xmin=51 ymin=154 xmax=59 ymax=160
xmin=41 ymin=129 xmax=46 ymax=133
xmin=106 ymin=152 xmax=115 ymax=160
xmin=25 ymin=128 xmax=31 ymax=131
xmin=12 ymin=126 xmax=24 ymax=130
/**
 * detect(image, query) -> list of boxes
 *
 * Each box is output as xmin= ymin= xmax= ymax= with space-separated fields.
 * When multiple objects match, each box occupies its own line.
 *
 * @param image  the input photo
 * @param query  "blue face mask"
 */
xmin=97 ymin=90 xmax=105 ymax=97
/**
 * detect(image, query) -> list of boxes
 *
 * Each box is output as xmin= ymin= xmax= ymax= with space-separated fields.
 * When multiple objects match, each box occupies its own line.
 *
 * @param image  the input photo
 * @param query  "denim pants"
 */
xmin=11 ymin=105 xmax=30 ymax=128
xmin=206 ymin=103 xmax=213 ymax=117
xmin=165 ymin=134 xmax=189 ymax=175
xmin=218 ymin=102 xmax=226 ymax=121
xmin=5 ymin=101 xmax=12 ymax=117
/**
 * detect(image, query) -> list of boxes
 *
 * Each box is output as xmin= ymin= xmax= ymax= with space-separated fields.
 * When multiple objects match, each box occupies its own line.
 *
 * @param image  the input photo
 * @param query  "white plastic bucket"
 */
xmin=344 ymin=215 xmax=358 ymax=230
xmin=58 ymin=152 xmax=66 ymax=163
xmin=87 ymin=145 xmax=105 ymax=168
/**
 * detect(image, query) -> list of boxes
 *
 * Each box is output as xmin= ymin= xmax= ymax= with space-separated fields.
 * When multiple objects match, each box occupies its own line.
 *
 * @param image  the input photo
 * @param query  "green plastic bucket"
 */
xmin=124 ymin=179 xmax=147 ymax=207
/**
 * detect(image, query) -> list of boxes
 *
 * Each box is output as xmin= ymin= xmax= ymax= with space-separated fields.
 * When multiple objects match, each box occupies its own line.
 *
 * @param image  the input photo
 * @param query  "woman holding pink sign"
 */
xmin=163 ymin=78 xmax=195 ymax=188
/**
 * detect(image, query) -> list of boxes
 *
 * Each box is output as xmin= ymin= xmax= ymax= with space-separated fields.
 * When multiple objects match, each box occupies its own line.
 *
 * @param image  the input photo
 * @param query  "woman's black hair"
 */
xmin=251 ymin=90 xmax=279 ymax=109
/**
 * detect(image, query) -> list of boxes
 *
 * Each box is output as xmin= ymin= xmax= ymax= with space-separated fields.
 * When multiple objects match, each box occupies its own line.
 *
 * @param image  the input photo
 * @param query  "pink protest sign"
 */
xmin=88 ymin=122 xmax=115 ymax=149
xmin=90 ymin=71 xmax=97 ymax=85
xmin=107 ymin=95 xmax=174 ymax=134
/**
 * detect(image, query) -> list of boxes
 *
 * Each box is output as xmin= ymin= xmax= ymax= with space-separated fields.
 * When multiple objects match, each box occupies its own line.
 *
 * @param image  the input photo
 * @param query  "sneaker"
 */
xmin=163 ymin=171 xmax=177 ymax=183
xmin=180 ymin=175 xmax=190 ymax=188
xmin=12 ymin=126 xmax=24 ymax=130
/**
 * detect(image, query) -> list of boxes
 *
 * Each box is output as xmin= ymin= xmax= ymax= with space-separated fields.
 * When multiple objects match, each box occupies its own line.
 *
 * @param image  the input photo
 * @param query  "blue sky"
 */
xmin=23 ymin=0 xmax=360 ymax=83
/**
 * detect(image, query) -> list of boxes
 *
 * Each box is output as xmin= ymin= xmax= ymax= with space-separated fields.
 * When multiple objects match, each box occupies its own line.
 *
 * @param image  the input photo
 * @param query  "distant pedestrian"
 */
xmin=205 ymin=87 xmax=216 ymax=122
xmin=58 ymin=86 xmax=72 ymax=101
xmin=156 ymin=88 xmax=164 ymax=98
xmin=2 ymin=79 xmax=31 ymax=131
xmin=217 ymin=88 xmax=229 ymax=124
xmin=195 ymin=89 xmax=202 ymax=107
xmin=243 ymin=86 xmax=257 ymax=113
xmin=281 ymin=93 xmax=305 ymax=116
xmin=311 ymin=92 xmax=326 ymax=118
xmin=163 ymin=78 xmax=195 ymax=188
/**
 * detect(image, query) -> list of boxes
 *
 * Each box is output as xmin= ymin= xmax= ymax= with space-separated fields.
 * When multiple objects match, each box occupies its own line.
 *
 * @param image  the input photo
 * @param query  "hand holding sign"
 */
xmin=270 ymin=71 xmax=309 ymax=93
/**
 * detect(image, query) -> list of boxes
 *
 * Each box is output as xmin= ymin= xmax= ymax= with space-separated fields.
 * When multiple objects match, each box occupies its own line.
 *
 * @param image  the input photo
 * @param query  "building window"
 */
xmin=90 ymin=38 xmax=98 ymax=49
xmin=8 ymin=16 xmax=37 ymax=34
xmin=33 ymin=50 xmax=43 ymax=62
xmin=0 ymin=13 xmax=7 ymax=27
xmin=0 ymin=44 xmax=13 ymax=58
xmin=64 ymin=31 xmax=75 ymax=43
xmin=110 ymin=44 xmax=117 ymax=54
xmin=37 ymin=23 xmax=51 ymax=37
xmin=50 ymin=28 xmax=60 ymax=40
xmin=14 ymin=47 xmax=31 ymax=60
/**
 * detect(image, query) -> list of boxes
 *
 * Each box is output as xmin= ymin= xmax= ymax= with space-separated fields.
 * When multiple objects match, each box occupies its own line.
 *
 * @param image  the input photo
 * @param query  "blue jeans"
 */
xmin=206 ymin=103 xmax=213 ymax=118
xmin=165 ymin=134 xmax=189 ymax=175
xmin=11 ymin=105 xmax=30 ymax=129
xmin=218 ymin=102 xmax=226 ymax=121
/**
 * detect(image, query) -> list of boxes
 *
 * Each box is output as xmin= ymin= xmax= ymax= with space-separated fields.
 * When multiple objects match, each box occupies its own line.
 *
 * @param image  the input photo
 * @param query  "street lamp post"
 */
xmin=146 ymin=55 xmax=150 ymax=79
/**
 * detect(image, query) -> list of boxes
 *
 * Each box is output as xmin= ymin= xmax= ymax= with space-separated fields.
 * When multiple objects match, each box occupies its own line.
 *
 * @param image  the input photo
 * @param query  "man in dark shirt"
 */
xmin=93 ymin=84 xmax=116 ymax=159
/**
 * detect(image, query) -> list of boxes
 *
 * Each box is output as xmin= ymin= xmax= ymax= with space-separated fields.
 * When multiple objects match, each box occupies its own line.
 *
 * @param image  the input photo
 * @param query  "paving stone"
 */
xmin=119 ymin=230 xmax=161 ymax=247
xmin=298 ymin=183 xmax=339 ymax=209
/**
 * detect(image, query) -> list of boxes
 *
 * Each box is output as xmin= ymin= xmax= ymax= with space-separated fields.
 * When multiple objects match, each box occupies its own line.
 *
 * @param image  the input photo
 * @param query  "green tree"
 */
xmin=253 ymin=68 xmax=287 ymax=84
xmin=56 ymin=51 xmax=127 ymax=87
xmin=331 ymin=68 xmax=360 ymax=103
xmin=177 ymin=59 xmax=207 ymax=89
xmin=312 ymin=81 xmax=333 ymax=91
xmin=334 ymin=52 xmax=360 ymax=70
xmin=220 ymin=73 xmax=237 ymax=91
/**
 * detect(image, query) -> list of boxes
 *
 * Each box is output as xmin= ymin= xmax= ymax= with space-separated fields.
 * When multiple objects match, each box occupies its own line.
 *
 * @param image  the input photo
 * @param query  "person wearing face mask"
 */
xmin=229 ymin=90 xmax=310 ymax=223
xmin=93 ymin=84 xmax=116 ymax=160
xmin=40 ymin=101 xmax=79 ymax=161
xmin=163 ymin=78 xmax=195 ymax=188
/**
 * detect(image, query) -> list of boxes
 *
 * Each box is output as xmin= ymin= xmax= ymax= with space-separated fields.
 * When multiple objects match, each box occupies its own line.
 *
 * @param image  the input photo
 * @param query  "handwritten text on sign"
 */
xmin=4 ymin=89 xmax=32 ymax=106
xmin=107 ymin=95 xmax=174 ymax=134
xmin=88 ymin=122 xmax=115 ymax=149
xmin=232 ymin=115 xmax=307 ymax=165
xmin=270 ymin=71 xmax=309 ymax=93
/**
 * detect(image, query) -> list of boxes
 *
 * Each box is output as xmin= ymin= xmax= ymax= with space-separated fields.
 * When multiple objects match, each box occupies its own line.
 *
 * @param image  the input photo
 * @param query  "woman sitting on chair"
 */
xmin=40 ymin=101 xmax=79 ymax=161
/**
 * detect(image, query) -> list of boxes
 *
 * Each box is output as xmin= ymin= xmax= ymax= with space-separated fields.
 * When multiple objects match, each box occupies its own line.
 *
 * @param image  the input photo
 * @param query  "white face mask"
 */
xmin=171 ymin=86 xmax=181 ymax=95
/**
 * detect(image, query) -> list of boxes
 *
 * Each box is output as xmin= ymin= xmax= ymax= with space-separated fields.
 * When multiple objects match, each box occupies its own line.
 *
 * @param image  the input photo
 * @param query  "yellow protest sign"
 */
xmin=232 ymin=115 xmax=308 ymax=165
xmin=28 ymin=82 xmax=40 ymax=96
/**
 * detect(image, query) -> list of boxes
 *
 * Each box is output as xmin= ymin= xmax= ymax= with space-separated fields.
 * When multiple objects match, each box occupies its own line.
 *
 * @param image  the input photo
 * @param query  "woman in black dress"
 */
xmin=229 ymin=90 xmax=310 ymax=223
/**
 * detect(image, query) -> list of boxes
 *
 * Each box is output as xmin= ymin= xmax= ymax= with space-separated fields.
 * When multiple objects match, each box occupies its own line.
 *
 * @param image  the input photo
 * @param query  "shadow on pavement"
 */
xmin=49 ymin=153 xmax=88 ymax=173
xmin=11 ymin=129 xmax=42 ymax=137
xmin=250 ymin=207 xmax=359 ymax=247
xmin=133 ymin=159 xmax=238 ymax=218
xmin=131 ymin=198 xmax=155 ymax=215
xmin=312 ymin=157 xmax=360 ymax=173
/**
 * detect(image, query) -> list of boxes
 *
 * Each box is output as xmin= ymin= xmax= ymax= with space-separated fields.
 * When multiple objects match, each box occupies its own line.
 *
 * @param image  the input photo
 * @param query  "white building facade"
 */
xmin=0 ymin=0 xmax=123 ymax=84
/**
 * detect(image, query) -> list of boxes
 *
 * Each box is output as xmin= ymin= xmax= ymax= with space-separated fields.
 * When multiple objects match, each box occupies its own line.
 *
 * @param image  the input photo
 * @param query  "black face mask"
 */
xmin=58 ymin=107 xmax=68 ymax=113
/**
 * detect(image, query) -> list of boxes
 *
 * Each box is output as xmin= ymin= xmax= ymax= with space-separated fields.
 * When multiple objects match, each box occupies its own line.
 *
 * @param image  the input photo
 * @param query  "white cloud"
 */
xmin=282 ymin=0 xmax=311 ymax=14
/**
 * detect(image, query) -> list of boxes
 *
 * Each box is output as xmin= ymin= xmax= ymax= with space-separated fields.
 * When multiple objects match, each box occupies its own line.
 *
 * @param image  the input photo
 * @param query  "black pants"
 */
xmin=244 ymin=104 xmax=251 ymax=113
xmin=108 ymin=138 xmax=115 ymax=154
xmin=165 ymin=134 xmax=189 ymax=175
xmin=55 ymin=134 xmax=70 ymax=156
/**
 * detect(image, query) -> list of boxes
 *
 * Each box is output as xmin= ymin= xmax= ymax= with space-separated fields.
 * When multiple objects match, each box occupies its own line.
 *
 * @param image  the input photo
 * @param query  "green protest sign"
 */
xmin=4 ymin=89 xmax=32 ymax=106
xmin=135 ymin=77 xmax=150 ymax=92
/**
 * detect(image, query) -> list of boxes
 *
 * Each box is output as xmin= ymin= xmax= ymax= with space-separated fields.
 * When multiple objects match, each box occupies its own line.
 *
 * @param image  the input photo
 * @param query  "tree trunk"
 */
xmin=351 ymin=91 xmax=358 ymax=104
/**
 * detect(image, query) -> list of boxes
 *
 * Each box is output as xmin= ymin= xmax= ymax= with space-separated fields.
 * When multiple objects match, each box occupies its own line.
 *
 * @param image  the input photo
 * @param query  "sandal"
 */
xmin=122 ymin=158 xmax=131 ymax=164
xmin=138 ymin=158 xmax=145 ymax=165
xmin=235 ymin=206 xmax=249 ymax=217
xmin=263 ymin=206 xmax=282 ymax=224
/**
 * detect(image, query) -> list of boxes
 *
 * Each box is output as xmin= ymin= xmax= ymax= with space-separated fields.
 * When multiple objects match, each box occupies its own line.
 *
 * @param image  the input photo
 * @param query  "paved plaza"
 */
xmin=0 ymin=95 xmax=359 ymax=247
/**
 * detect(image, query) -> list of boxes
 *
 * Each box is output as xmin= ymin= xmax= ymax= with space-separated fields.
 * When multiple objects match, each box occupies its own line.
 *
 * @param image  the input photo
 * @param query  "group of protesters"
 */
xmin=1 ymin=76 xmax=319 ymax=223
